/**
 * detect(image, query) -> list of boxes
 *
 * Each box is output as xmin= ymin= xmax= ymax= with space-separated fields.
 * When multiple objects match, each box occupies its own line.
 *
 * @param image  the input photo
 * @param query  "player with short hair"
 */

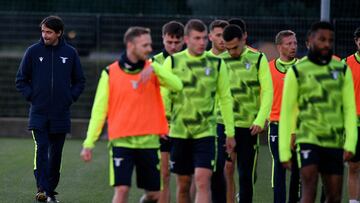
xmin=221 ymin=24 xmax=273 ymax=203
xmin=164 ymin=19 xmax=235 ymax=203
xmin=206 ymin=19 xmax=230 ymax=203
xmin=343 ymin=26 xmax=360 ymax=203
xmin=268 ymin=30 xmax=300 ymax=203
xmin=152 ymin=20 xmax=185 ymax=203
xmin=279 ymin=21 xmax=358 ymax=203
xmin=208 ymin=19 xmax=229 ymax=57
xmin=81 ymin=26 xmax=183 ymax=203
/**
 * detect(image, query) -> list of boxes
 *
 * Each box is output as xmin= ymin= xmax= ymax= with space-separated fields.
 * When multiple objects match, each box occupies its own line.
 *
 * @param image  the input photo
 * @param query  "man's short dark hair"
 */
xmin=228 ymin=18 xmax=246 ymax=33
xmin=162 ymin=21 xmax=184 ymax=39
xmin=275 ymin=30 xmax=296 ymax=45
xmin=40 ymin=16 xmax=64 ymax=35
xmin=123 ymin=26 xmax=151 ymax=44
xmin=308 ymin=21 xmax=334 ymax=36
xmin=223 ymin=24 xmax=244 ymax=42
xmin=354 ymin=27 xmax=360 ymax=40
xmin=184 ymin=19 xmax=207 ymax=36
xmin=209 ymin=20 xmax=229 ymax=31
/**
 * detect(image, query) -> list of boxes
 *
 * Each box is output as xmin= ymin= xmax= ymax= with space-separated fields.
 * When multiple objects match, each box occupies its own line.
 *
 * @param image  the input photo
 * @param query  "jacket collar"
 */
xmin=118 ymin=51 xmax=145 ymax=73
xmin=162 ymin=49 xmax=170 ymax=59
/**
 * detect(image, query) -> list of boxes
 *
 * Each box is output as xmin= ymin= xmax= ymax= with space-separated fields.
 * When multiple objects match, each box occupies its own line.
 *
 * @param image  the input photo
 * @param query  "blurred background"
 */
xmin=0 ymin=0 xmax=359 ymax=136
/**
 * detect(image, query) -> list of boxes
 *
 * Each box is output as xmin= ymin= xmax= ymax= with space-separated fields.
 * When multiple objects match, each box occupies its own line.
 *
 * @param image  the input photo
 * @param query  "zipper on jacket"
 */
xmin=51 ymin=49 xmax=54 ymax=104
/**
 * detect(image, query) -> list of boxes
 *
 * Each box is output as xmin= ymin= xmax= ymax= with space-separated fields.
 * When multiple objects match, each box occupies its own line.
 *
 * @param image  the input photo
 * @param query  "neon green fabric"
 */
xmin=355 ymin=52 xmax=360 ymax=62
xmin=279 ymin=57 xmax=358 ymax=162
xmin=153 ymin=52 xmax=171 ymax=120
xmin=207 ymin=49 xmax=225 ymax=58
xmin=276 ymin=58 xmax=299 ymax=133
xmin=217 ymin=47 xmax=273 ymax=128
xmin=275 ymin=58 xmax=298 ymax=73
xmin=163 ymin=49 xmax=234 ymax=139
xmin=153 ymin=52 xmax=167 ymax=65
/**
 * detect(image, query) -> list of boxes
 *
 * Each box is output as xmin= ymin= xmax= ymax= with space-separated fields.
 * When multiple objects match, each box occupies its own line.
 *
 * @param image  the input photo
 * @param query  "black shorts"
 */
xmin=160 ymin=135 xmax=172 ymax=152
xmin=109 ymin=146 xmax=160 ymax=191
xmin=170 ymin=136 xmax=216 ymax=175
xmin=350 ymin=127 xmax=360 ymax=162
xmin=297 ymin=143 xmax=344 ymax=175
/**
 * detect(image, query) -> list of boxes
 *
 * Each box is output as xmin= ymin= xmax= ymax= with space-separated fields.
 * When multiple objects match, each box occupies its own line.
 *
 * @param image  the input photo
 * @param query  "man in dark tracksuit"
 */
xmin=15 ymin=16 xmax=85 ymax=203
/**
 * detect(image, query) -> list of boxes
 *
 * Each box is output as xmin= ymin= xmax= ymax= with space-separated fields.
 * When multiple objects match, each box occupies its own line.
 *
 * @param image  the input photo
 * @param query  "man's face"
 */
xmin=41 ymin=24 xmax=61 ymax=46
xmin=163 ymin=34 xmax=184 ymax=55
xmin=225 ymin=37 xmax=245 ymax=58
xmin=309 ymin=29 xmax=334 ymax=57
xmin=278 ymin=35 xmax=297 ymax=59
xmin=209 ymin=27 xmax=225 ymax=52
xmin=355 ymin=37 xmax=360 ymax=52
xmin=184 ymin=30 xmax=208 ymax=56
xmin=130 ymin=34 xmax=152 ymax=61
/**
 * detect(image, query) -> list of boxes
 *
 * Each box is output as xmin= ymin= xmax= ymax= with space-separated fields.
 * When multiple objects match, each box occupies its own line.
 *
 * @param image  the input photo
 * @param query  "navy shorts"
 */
xmin=160 ymin=135 xmax=172 ymax=152
xmin=297 ymin=143 xmax=344 ymax=175
xmin=110 ymin=146 xmax=160 ymax=191
xmin=350 ymin=127 xmax=360 ymax=162
xmin=170 ymin=136 xmax=216 ymax=175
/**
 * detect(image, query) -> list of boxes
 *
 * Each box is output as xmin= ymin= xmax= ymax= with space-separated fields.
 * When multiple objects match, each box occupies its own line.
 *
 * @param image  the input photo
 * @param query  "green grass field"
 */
xmin=0 ymin=137 xmax=350 ymax=203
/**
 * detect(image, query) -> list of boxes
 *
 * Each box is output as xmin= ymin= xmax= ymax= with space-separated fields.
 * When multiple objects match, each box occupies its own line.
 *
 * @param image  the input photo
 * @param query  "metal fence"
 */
xmin=0 ymin=12 xmax=359 ymax=118
xmin=0 ymin=1 xmax=359 ymax=19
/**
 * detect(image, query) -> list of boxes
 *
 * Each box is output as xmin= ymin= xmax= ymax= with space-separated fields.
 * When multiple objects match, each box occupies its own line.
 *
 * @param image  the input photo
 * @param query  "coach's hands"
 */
xmin=226 ymin=137 xmax=236 ymax=154
xmin=249 ymin=124 xmax=262 ymax=136
xmin=343 ymin=151 xmax=354 ymax=162
xmin=81 ymin=148 xmax=93 ymax=162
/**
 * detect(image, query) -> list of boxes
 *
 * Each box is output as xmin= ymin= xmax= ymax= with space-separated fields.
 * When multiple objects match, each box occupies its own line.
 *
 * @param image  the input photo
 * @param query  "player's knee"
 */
xmin=301 ymin=177 xmax=317 ymax=190
xmin=177 ymin=176 xmax=192 ymax=191
xmin=349 ymin=162 xmax=360 ymax=175
xmin=178 ymin=180 xmax=191 ymax=194
xmin=300 ymin=171 xmax=317 ymax=185
xmin=114 ymin=186 xmax=129 ymax=196
xmin=194 ymin=175 xmax=211 ymax=192
xmin=195 ymin=180 xmax=210 ymax=192
xmin=178 ymin=184 xmax=190 ymax=194
xmin=225 ymin=162 xmax=235 ymax=175
xmin=162 ymin=170 xmax=170 ymax=183
xmin=162 ymin=177 xmax=170 ymax=188
xmin=304 ymin=174 xmax=316 ymax=183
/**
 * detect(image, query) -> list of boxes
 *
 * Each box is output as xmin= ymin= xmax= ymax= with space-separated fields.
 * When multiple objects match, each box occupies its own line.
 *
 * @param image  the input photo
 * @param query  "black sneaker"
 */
xmin=35 ymin=191 xmax=47 ymax=202
xmin=46 ymin=196 xmax=59 ymax=203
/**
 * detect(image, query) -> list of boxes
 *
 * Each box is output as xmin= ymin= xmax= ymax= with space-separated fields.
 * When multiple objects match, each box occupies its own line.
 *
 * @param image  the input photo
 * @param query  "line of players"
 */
xmin=82 ymin=18 xmax=360 ymax=203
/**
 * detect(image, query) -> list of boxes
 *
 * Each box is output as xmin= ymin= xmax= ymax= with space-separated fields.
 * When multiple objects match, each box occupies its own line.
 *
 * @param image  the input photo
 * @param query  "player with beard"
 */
xmin=81 ymin=27 xmax=183 ymax=203
xmin=279 ymin=21 xmax=358 ymax=203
